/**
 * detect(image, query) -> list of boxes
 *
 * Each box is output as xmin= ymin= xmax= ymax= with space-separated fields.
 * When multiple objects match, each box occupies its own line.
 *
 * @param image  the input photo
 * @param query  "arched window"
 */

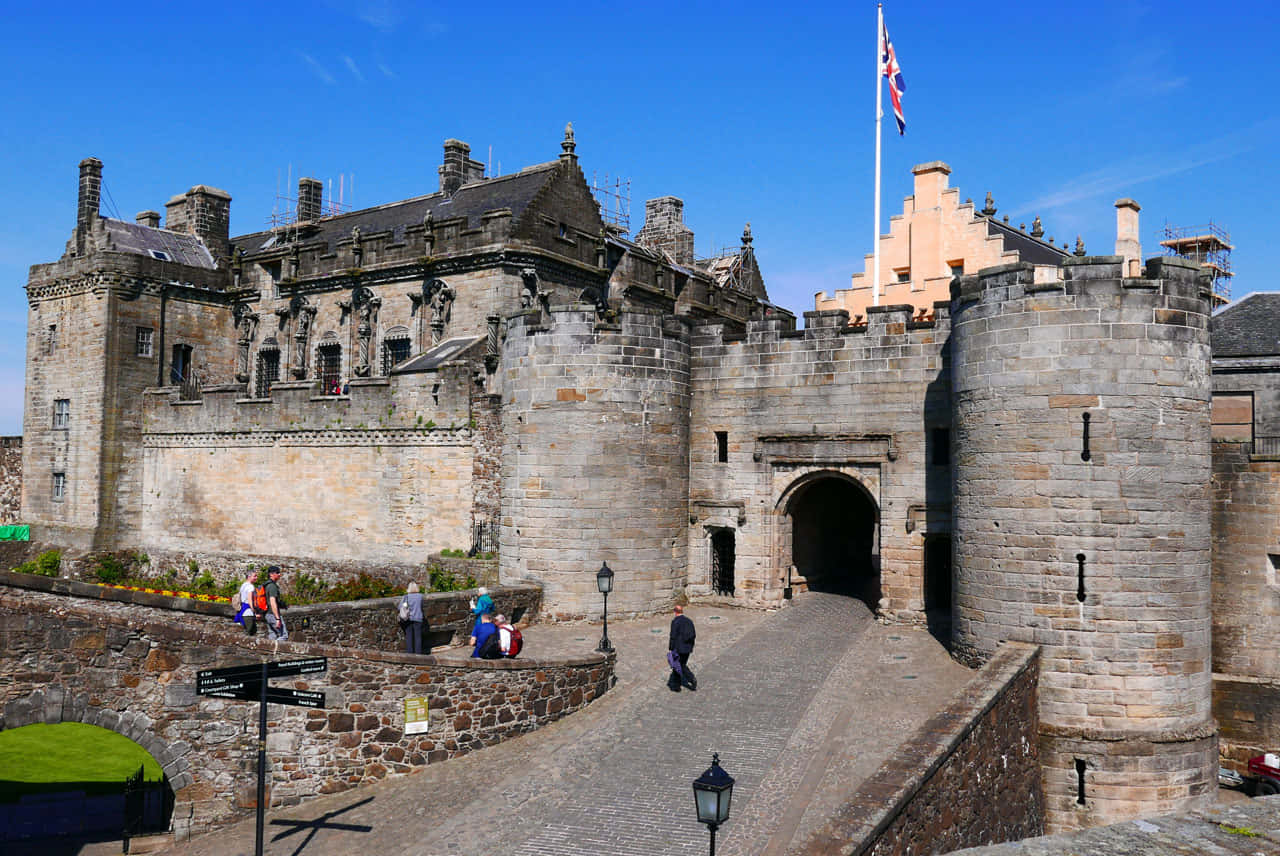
xmin=382 ymin=325 xmax=411 ymax=374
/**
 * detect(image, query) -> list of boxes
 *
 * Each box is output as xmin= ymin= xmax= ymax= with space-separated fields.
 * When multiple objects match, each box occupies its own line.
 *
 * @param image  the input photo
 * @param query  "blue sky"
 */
xmin=1 ymin=1 xmax=1277 ymax=435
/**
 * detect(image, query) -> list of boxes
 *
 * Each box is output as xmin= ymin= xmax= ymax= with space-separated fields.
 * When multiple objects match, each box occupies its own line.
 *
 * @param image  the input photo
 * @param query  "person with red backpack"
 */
xmin=496 ymin=614 xmax=523 ymax=658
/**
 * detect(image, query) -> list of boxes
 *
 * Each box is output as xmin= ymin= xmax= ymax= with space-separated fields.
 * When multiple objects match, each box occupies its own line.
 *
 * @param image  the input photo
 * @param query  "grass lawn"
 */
xmin=0 ymin=722 xmax=164 ymax=802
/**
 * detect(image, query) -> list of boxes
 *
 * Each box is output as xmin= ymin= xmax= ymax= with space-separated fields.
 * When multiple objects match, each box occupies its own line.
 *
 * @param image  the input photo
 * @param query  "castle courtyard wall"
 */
xmin=138 ymin=364 xmax=485 ymax=565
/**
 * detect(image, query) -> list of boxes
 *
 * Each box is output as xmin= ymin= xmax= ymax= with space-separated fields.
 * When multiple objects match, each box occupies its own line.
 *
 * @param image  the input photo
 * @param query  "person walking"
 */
xmin=400 ymin=582 xmax=425 ymax=654
xmin=668 ymin=603 xmax=697 ymax=691
xmin=234 ymin=570 xmax=256 ymax=635
xmin=264 ymin=565 xmax=288 ymax=641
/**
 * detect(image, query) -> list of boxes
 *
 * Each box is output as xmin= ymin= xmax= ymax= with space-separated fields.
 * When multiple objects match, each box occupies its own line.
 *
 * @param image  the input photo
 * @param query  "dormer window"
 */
xmin=150 ymin=250 xmax=171 ymax=261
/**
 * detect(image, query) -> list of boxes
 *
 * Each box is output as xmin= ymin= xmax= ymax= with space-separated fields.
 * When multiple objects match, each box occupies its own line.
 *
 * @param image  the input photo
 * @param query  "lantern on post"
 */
xmin=692 ymin=753 xmax=734 ymax=855
xmin=596 ymin=562 xmax=614 ymax=653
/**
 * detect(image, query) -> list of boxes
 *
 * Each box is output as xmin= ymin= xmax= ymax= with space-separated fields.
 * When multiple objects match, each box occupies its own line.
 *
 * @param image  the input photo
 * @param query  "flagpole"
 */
xmin=873 ymin=3 xmax=883 ymax=307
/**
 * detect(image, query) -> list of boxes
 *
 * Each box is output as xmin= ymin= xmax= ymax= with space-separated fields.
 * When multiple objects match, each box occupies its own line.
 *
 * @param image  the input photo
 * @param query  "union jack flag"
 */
xmin=881 ymin=17 xmax=906 ymax=135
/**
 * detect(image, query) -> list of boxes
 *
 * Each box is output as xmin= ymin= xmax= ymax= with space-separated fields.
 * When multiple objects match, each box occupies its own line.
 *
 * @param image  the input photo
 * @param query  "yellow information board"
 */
xmin=405 ymin=697 xmax=429 ymax=735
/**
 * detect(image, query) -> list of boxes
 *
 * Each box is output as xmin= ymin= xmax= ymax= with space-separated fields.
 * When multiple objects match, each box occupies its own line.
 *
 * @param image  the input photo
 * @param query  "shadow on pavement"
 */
xmin=269 ymin=795 xmax=374 ymax=856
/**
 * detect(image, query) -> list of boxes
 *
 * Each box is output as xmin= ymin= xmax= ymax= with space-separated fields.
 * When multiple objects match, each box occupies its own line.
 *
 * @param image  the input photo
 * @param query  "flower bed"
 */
xmin=99 ymin=583 xmax=230 ymax=603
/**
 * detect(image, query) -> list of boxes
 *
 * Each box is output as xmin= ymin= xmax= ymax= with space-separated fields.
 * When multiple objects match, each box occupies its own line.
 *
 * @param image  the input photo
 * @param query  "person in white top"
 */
xmin=235 ymin=571 xmax=257 ymax=635
xmin=495 ymin=614 xmax=513 ymax=656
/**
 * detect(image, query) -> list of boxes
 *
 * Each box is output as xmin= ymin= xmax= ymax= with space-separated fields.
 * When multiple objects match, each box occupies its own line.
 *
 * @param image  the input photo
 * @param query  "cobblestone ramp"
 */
xmin=506 ymin=593 xmax=872 ymax=856
xmin=159 ymin=593 xmax=975 ymax=856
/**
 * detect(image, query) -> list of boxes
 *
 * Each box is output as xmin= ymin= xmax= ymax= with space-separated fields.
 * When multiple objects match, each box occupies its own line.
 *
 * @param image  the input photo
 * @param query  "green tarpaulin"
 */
xmin=0 ymin=525 xmax=30 ymax=541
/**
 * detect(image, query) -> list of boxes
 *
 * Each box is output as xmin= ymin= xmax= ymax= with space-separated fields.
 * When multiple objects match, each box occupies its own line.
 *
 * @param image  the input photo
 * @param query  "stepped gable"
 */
xmin=1212 ymin=292 xmax=1280 ymax=357
xmin=230 ymin=161 xmax=561 ymax=254
xmin=98 ymin=218 xmax=217 ymax=269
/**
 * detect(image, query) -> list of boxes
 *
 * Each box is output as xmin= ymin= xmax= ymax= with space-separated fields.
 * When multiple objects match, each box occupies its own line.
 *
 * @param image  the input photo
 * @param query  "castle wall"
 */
xmin=0 ymin=438 xmax=21 ymax=524
xmin=1210 ymin=439 xmax=1280 ymax=769
xmin=688 ymin=306 xmax=951 ymax=616
xmin=500 ymin=307 xmax=691 ymax=619
xmin=950 ymin=256 xmax=1216 ymax=830
xmin=139 ymin=366 xmax=482 ymax=565
xmin=0 ymin=579 xmax=610 ymax=838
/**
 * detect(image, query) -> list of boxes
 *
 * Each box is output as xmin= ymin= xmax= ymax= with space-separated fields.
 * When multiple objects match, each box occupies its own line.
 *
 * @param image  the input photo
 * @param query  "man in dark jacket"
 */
xmin=668 ymin=604 xmax=697 ymax=691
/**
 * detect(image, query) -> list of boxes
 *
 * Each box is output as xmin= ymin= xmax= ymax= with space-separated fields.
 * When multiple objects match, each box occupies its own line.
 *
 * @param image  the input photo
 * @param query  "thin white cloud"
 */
xmin=377 ymin=61 xmax=397 ymax=80
xmin=298 ymin=52 xmax=336 ymax=85
xmin=343 ymin=55 xmax=365 ymax=82
xmin=322 ymin=0 xmax=399 ymax=31
xmin=1008 ymin=118 xmax=1279 ymax=217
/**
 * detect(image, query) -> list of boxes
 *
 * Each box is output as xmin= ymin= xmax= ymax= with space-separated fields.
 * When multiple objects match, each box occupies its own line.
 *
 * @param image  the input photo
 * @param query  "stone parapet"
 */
xmin=793 ymin=643 xmax=1042 ymax=855
xmin=0 ymin=584 xmax=609 ymax=839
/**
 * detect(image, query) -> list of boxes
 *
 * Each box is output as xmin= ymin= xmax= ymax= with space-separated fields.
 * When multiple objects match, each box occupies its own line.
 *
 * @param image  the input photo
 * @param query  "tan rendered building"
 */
xmin=815 ymin=161 xmax=1068 ymax=319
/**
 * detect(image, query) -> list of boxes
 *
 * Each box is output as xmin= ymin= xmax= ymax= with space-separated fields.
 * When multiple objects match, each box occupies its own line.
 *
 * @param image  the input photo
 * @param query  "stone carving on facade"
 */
xmin=288 ymin=242 xmax=300 ymax=280
xmin=425 ymin=278 xmax=455 ymax=347
xmin=1031 ymin=215 xmax=1044 ymax=238
xmin=286 ymin=295 xmax=317 ymax=378
xmin=423 ymin=212 xmax=435 ymax=257
xmin=351 ymin=226 xmax=363 ymax=265
xmin=233 ymin=303 xmax=259 ymax=383
xmin=352 ymin=286 xmax=381 ymax=377
xmin=1074 ymin=235 xmax=1086 ymax=256
xmin=231 ymin=246 xmax=244 ymax=289
xmin=981 ymin=191 xmax=997 ymax=216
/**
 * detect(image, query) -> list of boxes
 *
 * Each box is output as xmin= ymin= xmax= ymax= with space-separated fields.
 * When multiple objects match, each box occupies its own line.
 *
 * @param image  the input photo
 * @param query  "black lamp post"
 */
xmin=692 ymin=753 xmax=735 ymax=856
xmin=596 ymin=561 xmax=614 ymax=652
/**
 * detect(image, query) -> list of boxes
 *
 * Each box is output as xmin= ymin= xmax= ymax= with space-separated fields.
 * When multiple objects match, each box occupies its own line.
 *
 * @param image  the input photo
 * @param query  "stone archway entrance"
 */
xmin=785 ymin=473 xmax=880 ymax=607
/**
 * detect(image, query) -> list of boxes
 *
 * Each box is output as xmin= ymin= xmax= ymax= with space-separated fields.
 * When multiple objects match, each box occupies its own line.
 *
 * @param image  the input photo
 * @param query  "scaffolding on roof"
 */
xmin=590 ymin=172 xmax=631 ymax=234
xmin=1159 ymin=221 xmax=1233 ymax=303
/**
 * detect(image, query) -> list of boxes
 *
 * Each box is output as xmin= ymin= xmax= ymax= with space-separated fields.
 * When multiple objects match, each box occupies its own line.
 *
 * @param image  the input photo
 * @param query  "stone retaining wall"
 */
xmin=0 ymin=436 xmax=20 ymax=524
xmin=0 ymin=579 xmax=610 ymax=839
xmin=793 ymin=643 xmax=1041 ymax=856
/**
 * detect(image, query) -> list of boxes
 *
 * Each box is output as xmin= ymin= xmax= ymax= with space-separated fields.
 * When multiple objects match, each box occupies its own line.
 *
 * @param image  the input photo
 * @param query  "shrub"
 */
xmin=292 ymin=572 xmax=329 ymax=603
xmin=320 ymin=573 xmax=404 ymax=603
xmin=187 ymin=559 xmax=199 ymax=576
xmin=92 ymin=554 xmax=127 ymax=585
xmin=35 ymin=550 xmax=62 ymax=577
xmin=191 ymin=569 xmax=218 ymax=595
xmin=427 ymin=565 xmax=475 ymax=592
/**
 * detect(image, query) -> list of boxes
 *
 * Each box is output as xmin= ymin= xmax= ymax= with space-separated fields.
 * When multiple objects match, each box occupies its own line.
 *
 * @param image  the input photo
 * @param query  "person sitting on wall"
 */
xmin=471 ymin=613 xmax=501 ymax=659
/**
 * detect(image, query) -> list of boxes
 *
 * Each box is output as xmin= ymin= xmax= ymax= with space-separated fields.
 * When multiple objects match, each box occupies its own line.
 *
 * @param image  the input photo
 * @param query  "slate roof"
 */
xmin=985 ymin=217 xmax=1070 ymax=266
xmin=101 ymin=218 xmax=216 ymax=269
xmin=230 ymin=163 xmax=561 ymax=254
xmin=1211 ymin=292 xmax=1280 ymax=358
xmin=392 ymin=336 xmax=484 ymax=374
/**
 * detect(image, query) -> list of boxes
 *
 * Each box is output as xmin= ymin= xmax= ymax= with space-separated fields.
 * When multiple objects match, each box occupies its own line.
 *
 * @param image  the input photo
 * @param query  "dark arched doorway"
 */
xmin=788 ymin=474 xmax=879 ymax=607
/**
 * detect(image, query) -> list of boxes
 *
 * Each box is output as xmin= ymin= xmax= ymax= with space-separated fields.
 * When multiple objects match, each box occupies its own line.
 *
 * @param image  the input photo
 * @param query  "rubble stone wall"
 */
xmin=0 ymin=581 xmax=608 ymax=839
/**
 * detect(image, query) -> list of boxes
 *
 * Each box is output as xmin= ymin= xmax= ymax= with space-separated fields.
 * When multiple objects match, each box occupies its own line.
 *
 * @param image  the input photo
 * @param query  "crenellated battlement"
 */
xmin=952 ymin=254 xmax=1210 ymax=315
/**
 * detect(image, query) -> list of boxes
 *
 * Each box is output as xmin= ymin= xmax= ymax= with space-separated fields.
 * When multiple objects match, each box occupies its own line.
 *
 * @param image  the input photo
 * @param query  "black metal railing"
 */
xmin=178 ymin=369 xmax=202 ymax=402
xmin=470 ymin=521 xmax=499 ymax=556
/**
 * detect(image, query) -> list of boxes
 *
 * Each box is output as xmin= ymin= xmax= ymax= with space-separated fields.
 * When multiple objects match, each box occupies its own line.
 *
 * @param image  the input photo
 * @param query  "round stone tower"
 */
xmin=499 ymin=306 xmax=691 ymax=619
xmin=950 ymin=255 xmax=1216 ymax=831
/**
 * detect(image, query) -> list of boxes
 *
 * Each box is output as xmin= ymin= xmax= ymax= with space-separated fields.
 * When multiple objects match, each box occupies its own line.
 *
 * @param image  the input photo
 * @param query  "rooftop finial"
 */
xmin=561 ymin=122 xmax=576 ymax=159
xmin=981 ymin=191 xmax=997 ymax=216
xmin=1031 ymin=215 xmax=1044 ymax=238
xmin=742 ymin=222 xmax=753 ymax=247
xmin=1074 ymin=235 xmax=1086 ymax=256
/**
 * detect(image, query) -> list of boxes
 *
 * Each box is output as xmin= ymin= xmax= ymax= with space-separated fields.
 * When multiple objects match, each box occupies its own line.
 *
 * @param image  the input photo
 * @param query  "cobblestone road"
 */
xmin=159 ymin=593 xmax=972 ymax=856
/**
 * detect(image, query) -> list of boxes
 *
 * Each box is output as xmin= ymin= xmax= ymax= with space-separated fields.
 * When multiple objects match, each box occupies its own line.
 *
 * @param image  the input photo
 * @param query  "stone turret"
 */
xmin=950 ymin=254 xmax=1215 ymax=831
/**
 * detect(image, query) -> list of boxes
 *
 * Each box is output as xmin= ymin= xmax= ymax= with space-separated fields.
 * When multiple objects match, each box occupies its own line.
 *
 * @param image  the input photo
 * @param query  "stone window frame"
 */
xmin=948 ymin=259 xmax=965 ymax=278
xmin=136 ymin=326 xmax=154 ymax=358
xmin=45 ymin=324 xmax=57 ymax=356
xmin=382 ymin=328 xmax=412 ymax=375
xmin=1268 ymin=554 xmax=1280 ymax=591
xmin=52 ymin=398 xmax=70 ymax=429
xmin=52 ymin=471 xmax=66 ymax=502
xmin=255 ymin=347 xmax=280 ymax=398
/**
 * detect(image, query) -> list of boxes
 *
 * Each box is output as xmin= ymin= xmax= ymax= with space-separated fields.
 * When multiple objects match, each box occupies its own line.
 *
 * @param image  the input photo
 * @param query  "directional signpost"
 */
xmin=196 ymin=657 xmax=328 ymax=856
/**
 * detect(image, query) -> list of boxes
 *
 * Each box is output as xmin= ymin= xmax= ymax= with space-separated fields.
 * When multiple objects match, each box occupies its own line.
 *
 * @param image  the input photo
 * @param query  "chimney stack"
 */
xmin=166 ymin=185 xmax=232 ymax=266
xmin=76 ymin=157 xmax=103 ymax=253
xmin=135 ymin=210 xmax=161 ymax=229
xmin=635 ymin=196 xmax=695 ymax=266
xmin=298 ymin=177 xmax=323 ymax=221
xmin=1114 ymin=198 xmax=1142 ymax=276
xmin=439 ymin=139 xmax=485 ymax=195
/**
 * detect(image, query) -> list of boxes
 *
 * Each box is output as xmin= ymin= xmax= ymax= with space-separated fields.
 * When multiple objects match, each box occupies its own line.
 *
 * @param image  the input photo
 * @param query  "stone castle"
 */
xmin=20 ymin=127 xmax=1280 ymax=833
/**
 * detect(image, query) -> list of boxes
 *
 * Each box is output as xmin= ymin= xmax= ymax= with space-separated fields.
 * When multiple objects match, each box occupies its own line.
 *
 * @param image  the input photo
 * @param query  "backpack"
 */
xmin=478 ymin=631 xmax=502 ymax=659
xmin=254 ymin=585 xmax=269 ymax=613
xmin=230 ymin=591 xmax=242 ymax=611
xmin=505 ymin=625 xmax=523 ymax=658
xmin=398 ymin=599 xmax=410 ymax=621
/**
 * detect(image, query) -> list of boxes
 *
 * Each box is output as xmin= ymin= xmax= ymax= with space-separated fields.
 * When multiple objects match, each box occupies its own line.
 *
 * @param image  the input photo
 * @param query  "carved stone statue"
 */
xmin=353 ymin=286 xmax=380 ymax=377
xmin=233 ymin=303 xmax=259 ymax=383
